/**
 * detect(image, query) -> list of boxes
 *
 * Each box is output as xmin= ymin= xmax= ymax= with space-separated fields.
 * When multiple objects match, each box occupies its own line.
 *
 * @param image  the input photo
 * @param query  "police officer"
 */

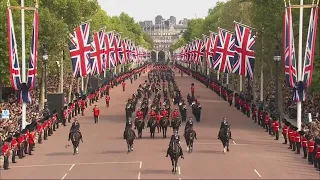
xmin=165 ymin=130 xmax=184 ymax=159
xmin=68 ymin=118 xmax=82 ymax=141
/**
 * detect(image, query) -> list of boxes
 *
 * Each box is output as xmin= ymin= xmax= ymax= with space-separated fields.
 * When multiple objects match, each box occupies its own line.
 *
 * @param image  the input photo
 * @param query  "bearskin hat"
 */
xmin=315 ymin=136 xmax=320 ymax=145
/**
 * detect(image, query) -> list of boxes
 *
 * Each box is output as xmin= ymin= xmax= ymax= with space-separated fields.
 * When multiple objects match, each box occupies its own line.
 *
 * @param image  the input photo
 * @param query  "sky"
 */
xmin=98 ymin=0 xmax=225 ymax=22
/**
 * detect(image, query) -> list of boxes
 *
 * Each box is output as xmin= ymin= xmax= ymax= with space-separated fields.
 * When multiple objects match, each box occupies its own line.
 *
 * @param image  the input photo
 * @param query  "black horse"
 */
xmin=124 ymin=128 xmax=136 ymax=153
xmin=184 ymin=128 xmax=197 ymax=153
xmin=70 ymin=131 xmax=82 ymax=155
xmin=168 ymin=141 xmax=181 ymax=174
xmin=135 ymin=119 xmax=145 ymax=138
xmin=147 ymin=117 xmax=157 ymax=139
xmin=160 ymin=116 xmax=169 ymax=138
xmin=219 ymin=125 xmax=231 ymax=153
xmin=171 ymin=117 xmax=181 ymax=132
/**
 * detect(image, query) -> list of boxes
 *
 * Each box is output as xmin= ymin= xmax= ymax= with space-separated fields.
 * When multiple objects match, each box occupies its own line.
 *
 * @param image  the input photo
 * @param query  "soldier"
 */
xmin=294 ymin=128 xmax=301 ymax=154
xmin=282 ymin=120 xmax=289 ymax=144
xmin=264 ymin=112 xmax=269 ymax=132
xmin=125 ymin=98 xmax=133 ymax=121
xmin=194 ymin=101 xmax=202 ymax=122
xmin=11 ymin=134 xmax=18 ymax=163
xmin=252 ymin=104 xmax=257 ymax=123
xmin=37 ymin=119 xmax=44 ymax=144
xmin=191 ymin=83 xmax=195 ymax=98
xmin=17 ymin=132 xmax=25 ymax=158
xmin=228 ymin=91 xmax=233 ymax=106
xmin=28 ymin=126 xmax=36 ymax=155
xmin=273 ymin=119 xmax=280 ymax=140
xmin=2 ymin=137 xmax=11 ymax=170
xmin=92 ymin=105 xmax=100 ymax=124
xmin=122 ymin=81 xmax=126 ymax=91
xmin=246 ymin=101 xmax=250 ymax=117
xmin=62 ymin=106 xmax=68 ymax=126
xmin=105 ymin=94 xmax=110 ymax=108
xmin=301 ymin=131 xmax=308 ymax=159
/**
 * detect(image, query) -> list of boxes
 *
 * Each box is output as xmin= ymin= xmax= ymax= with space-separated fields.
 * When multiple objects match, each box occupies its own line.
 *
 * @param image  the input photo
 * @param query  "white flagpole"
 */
xmin=21 ymin=0 xmax=27 ymax=130
xmin=297 ymin=0 xmax=304 ymax=131
xmin=217 ymin=71 xmax=220 ymax=80
xmin=81 ymin=77 xmax=84 ymax=93
xmin=226 ymin=73 xmax=229 ymax=85
xmin=260 ymin=66 xmax=263 ymax=101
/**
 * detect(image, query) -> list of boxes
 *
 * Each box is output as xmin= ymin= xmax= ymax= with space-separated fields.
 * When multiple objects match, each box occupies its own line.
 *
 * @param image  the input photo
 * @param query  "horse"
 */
xmin=171 ymin=117 xmax=181 ymax=132
xmin=70 ymin=131 xmax=82 ymax=155
xmin=219 ymin=125 xmax=231 ymax=153
xmin=124 ymin=128 xmax=136 ymax=153
xmin=184 ymin=128 xmax=197 ymax=153
xmin=160 ymin=116 xmax=169 ymax=138
xmin=147 ymin=117 xmax=157 ymax=139
xmin=135 ymin=119 xmax=145 ymax=138
xmin=168 ymin=141 xmax=181 ymax=174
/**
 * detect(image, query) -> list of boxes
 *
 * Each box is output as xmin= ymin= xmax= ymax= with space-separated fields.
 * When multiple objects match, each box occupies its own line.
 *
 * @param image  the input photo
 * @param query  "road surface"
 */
xmin=1 ymin=69 xmax=319 ymax=179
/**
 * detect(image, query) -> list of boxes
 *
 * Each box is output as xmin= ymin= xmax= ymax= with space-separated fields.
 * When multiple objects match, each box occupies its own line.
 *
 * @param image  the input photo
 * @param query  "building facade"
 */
xmin=140 ymin=16 xmax=188 ymax=61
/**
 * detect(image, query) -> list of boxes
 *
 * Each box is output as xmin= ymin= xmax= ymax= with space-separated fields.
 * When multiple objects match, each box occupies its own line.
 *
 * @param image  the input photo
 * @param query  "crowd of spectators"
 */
xmin=0 ymin=73 xmax=78 ymax=142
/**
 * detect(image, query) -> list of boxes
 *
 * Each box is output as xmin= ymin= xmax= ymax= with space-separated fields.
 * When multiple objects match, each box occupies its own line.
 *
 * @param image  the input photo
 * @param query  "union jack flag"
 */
xmin=213 ymin=28 xmax=235 ymax=73
xmin=283 ymin=6 xmax=297 ymax=88
xmin=69 ymin=23 xmax=91 ymax=78
xmin=7 ymin=7 xmax=21 ymax=91
xmin=27 ymin=9 xmax=39 ymax=91
xmin=194 ymin=39 xmax=204 ymax=66
xmin=232 ymin=23 xmax=256 ymax=78
xmin=209 ymin=32 xmax=218 ymax=68
xmin=90 ymin=30 xmax=105 ymax=75
xmin=303 ymin=6 xmax=318 ymax=88
xmin=122 ymin=39 xmax=130 ymax=63
xmin=113 ymin=33 xmax=123 ymax=65
xmin=105 ymin=31 xmax=115 ymax=69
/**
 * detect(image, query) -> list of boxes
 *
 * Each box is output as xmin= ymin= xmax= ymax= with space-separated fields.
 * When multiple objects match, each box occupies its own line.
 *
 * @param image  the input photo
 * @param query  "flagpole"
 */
xmin=21 ymin=0 xmax=27 ymax=130
xmin=296 ymin=0 xmax=304 ymax=131
xmin=81 ymin=76 xmax=84 ymax=93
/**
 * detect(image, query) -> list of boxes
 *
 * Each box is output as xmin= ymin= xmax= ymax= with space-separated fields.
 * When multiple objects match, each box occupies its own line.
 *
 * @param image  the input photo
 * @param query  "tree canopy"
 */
xmin=0 ymin=0 xmax=153 ymax=86
xmin=171 ymin=0 xmax=320 ymax=92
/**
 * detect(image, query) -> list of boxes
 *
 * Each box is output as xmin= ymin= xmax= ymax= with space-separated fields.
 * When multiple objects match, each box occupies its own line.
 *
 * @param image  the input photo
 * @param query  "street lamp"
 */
xmin=273 ymin=45 xmax=281 ymax=119
xmin=42 ymin=43 xmax=50 ymax=117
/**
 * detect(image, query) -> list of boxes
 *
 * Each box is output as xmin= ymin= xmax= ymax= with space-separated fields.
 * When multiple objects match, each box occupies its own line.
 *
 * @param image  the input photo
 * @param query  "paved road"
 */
xmin=1 ymin=69 xmax=319 ymax=179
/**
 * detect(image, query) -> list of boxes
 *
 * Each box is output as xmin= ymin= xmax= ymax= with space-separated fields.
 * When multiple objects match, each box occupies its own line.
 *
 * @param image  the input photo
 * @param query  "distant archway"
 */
xmin=151 ymin=51 xmax=157 ymax=62
xmin=158 ymin=51 xmax=165 ymax=62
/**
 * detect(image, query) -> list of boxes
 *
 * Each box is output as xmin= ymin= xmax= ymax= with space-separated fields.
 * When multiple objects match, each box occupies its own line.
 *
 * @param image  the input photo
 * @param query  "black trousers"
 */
xmin=308 ymin=152 xmax=314 ymax=164
xmin=3 ymin=155 xmax=9 ymax=169
xmin=12 ymin=150 xmax=16 ymax=163
xmin=303 ymin=147 xmax=307 ymax=158
xmin=94 ymin=116 xmax=99 ymax=123
xmin=295 ymin=142 xmax=301 ymax=154
xmin=283 ymin=134 xmax=287 ymax=144
xmin=275 ymin=131 xmax=279 ymax=140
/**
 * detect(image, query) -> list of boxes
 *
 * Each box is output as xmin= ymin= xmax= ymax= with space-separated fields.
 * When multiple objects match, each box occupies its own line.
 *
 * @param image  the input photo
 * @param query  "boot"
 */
xmin=180 ymin=147 xmax=184 ymax=159
xmin=68 ymin=132 xmax=71 ymax=141
xmin=123 ymin=131 xmax=126 ymax=139
xmin=165 ymin=148 xmax=169 ymax=157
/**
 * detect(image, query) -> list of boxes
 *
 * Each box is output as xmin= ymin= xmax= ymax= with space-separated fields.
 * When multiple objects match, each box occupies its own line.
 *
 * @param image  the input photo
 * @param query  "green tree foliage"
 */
xmin=182 ymin=18 xmax=205 ymax=42
xmin=0 ymin=0 xmax=152 ymax=87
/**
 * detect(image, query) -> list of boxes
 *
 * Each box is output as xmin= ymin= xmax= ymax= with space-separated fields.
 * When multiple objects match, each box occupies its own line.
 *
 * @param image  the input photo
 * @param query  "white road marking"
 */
xmin=178 ymin=166 xmax=181 ymax=175
xmin=69 ymin=164 xmax=75 ymax=171
xmin=139 ymin=161 xmax=143 ymax=169
xmin=138 ymin=172 xmax=141 ymax=180
xmin=11 ymin=161 xmax=141 ymax=168
xmin=254 ymin=169 xmax=262 ymax=178
xmin=179 ymin=178 xmax=181 ymax=180
xmin=61 ymin=173 xmax=68 ymax=180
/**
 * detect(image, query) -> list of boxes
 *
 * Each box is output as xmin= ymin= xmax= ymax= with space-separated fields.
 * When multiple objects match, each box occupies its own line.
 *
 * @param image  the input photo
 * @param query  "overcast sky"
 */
xmin=98 ymin=0 xmax=225 ymax=22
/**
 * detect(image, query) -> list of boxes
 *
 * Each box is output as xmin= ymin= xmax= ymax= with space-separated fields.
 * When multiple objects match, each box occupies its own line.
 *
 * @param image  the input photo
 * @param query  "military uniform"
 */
xmin=2 ymin=137 xmax=11 ymax=170
xmin=166 ymin=134 xmax=184 ymax=158
xmin=178 ymin=101 xmax=187 ymax=122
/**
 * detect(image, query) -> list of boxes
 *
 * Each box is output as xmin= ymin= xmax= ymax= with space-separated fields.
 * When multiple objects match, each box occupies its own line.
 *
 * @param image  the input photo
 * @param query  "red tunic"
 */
xmin=155 ymin=114 xmax=162 ymax=124
xmin=294 ymin=132 xmax=301 ymax=143
xmin=28 ymin=132 xmax=35 ymax=144
xmin=136 ymin=111 xmax=144 ymax=120
xmin=264 ymin=115 xmax=269 ymax=124
xmin=172 ymin=111 xmax=179 ymax=119
xmin=11 ymin=139 xmax=18 ymax=150
xmin=316 ymin=147 xmax=320 ymax=159
xmin=191 ymin=87 xmax=194 ymax=94
xmin=122 ymin=82 xmax=126 ymax=87
xmin=273 ymin=121 xmax=279 ymax=132
xmin=308 ymin=140 xmax=315 ymax=153
xmin=17 ymin=136 xmax=25 ymax=145
xmin=301 ymin=136 xmax=308 ymax=148
xmin=1 ymin=144 xmax=10 ymax=156
xmin=288 ymin=128 xmax=294 ymax=141
xmin=149 ymin=110 xmax=156 ymax=117
xmin=105 ymin=95 xmax=110 ymax=102
xmin=93 ymin=108 xmax=100 ymax=116
xmin=282 ymin=125 xmax=288 ymax=135
xmin=160 ymin=110 xmax=168 ymax=117
xmin=37 ymin=124 xmax=43 ymax=132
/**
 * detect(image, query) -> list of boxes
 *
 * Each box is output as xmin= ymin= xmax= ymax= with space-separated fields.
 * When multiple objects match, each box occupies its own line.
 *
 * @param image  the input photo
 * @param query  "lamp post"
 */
xmin=273 ymin=45 xmax=281 ymax=119
xmin=42 ymin=43 xmax=49 ymax=117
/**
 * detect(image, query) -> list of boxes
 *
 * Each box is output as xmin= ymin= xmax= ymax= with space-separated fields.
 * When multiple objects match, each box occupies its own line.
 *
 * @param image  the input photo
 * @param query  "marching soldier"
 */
xmin=11 ymin=134 xmax=18 ymax=163
xmin=105 ymin=94 xmax=110 ymax=108
xmin=307 ymin=136 xmax=315 ymax=165
xmin=294 ymin=128 xmax=301 ymax=154
xmin=191 ymin=83 xmax=195 ymax=98
xmin=194 ymin=101 xmax=202 ymax=122
xmin=93 ymin=105 xmax=100 ymax=124
xmin=62 ymin=106 xmax=68 ymax=126
xmin=228 ymin=91 xmax=233 ymax=106
xmin=17 ymin=132 xmax=25 ymax=158
xmin=2 ymin=137 xmax=11 ymax=170
xmin=282 ymin=120 xmax=289 ymax=144
xmin=273 ymin=119 xmax=280 ymax=140
xmin=125 ymin=98 xmax=133 ymax=122
xmin=37 ymin=120 xmax=44 ymax=144
xmin=301 ymin=131 xmax=308 ymax=159
xmin=252 ymin=104 xmax=257 ymax=123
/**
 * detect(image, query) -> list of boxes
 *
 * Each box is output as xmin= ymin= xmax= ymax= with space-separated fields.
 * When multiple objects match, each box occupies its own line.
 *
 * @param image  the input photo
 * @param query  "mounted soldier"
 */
xmin=68 ymin=118 xmax=83 ymax=142
xmin=165 ymin=130 xmax=184 ymax=159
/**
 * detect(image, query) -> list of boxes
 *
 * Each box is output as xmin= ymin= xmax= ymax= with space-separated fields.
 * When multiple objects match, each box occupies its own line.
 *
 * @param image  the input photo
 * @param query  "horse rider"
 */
xmin=160 ymin=106 xmax=169 ymax=118
xmin=165 ymin=130 xmax=184 ymax=159
xmin=185 ymin=117 xmax=193 ymax=130
xmin=149 ymin=107 xmax=157 ymax=120
xmin=136 ymin=108 xmax=144 ymax=121
xmin=217 ymin=117 xmax=229 ymax=139
xmin=68 ymin=118 xmax=82 ymax=141
xmin=172 ymin=108 xmax=180 ymax=120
